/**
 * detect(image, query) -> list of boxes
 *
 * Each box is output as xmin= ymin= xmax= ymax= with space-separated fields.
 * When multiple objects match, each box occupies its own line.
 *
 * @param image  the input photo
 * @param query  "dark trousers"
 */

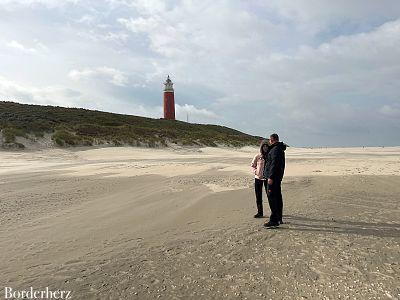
xmin=254 ymin=178 xmax=267 ymax=215
xmin=267 ymin=180 xmax=283 ymax=223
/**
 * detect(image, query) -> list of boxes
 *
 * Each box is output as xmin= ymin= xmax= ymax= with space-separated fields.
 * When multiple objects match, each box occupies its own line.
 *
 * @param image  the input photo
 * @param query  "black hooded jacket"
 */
xmin=263 ymin=142 xmax=287 ymax=182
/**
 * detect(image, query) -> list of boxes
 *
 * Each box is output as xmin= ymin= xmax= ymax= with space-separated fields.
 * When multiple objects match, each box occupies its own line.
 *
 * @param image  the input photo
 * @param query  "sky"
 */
xmin=0 ymin=0 xmax=399 ymax=147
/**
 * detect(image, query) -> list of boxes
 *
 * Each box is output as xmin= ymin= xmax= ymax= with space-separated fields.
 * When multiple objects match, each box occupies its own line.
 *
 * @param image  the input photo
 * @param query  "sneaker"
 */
xmin=263 ymin=221 xmax=279 ymax=228
xmin=254 ymin=213 xmax=263 ymax=218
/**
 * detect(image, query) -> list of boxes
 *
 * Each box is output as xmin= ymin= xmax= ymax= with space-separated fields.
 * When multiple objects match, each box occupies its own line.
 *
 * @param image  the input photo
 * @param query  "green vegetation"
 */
xmin=2 ymin=127 xmax=27 ymax=143
xmin=0 ymin=101 xmax=262 ymax=148
xmin=52 ymin=129 xmax=93 ymax=146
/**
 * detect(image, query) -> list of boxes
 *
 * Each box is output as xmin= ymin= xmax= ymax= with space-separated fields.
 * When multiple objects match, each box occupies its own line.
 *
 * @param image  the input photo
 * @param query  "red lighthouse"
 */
xmin=163 ymin=75 xmax=175 ymax=120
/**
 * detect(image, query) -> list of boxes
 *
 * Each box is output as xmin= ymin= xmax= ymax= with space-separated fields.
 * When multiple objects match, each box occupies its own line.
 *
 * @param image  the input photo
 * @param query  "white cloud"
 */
xmin=75 ymin=14 xmax=97 ymax=25
xmin=103 ymin=32 xmax=129 ymax=43
xmin=76 ymin=30 xmax=129 ymax=44
xmin=0 ymin=76 xmax=81 ymax=106
xmin=5 ymin=39 xmax=48 ymax=54
xmin=130 ymin=0 xmax=166 ymax=15
xmin=118 ymin=2 xmax=285 ymax=60
xmin=262 ymin=0 xmax=400 ymax=22
xmin=118 ymin=17 xmax=158 ymax=34
xmin=0 ymin=76 xmax=144 ymax=116
xmin=6 ymin=40 xmax=36 ymax=53
xmin=176 ymin=104 xmax=220 ymax=123
xmin=0 ymin=0 xmax=79 ymax=9
xmin=68 ymin=67 xmax=128 ymax=87
xmin=380 ymin=104 xmax=400 ymax=118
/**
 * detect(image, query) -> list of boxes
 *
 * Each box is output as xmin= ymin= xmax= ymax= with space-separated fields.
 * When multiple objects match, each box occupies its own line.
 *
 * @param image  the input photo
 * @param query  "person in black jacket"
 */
xmin=263 ymin=133 xmax=286 ymax=228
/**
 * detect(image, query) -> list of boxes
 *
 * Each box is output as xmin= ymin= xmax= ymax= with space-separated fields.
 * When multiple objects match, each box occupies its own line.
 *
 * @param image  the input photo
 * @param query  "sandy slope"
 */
xmin=0 ymin=146 xmax=399 ymax=299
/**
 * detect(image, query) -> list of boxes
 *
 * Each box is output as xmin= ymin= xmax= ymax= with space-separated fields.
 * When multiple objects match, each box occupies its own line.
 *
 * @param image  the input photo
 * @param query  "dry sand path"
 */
xmin=0 ymin=146 xmax=399 ymax=299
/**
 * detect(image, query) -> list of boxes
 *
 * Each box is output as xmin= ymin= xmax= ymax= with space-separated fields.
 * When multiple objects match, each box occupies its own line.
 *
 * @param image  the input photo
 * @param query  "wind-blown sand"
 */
xmin=0 ymin=146 xmax=399 ymax=299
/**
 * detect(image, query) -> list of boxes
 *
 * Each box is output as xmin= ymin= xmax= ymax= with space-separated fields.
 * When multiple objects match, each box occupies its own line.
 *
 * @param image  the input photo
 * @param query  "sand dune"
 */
xmin=0 ymin=146 xmax=399 ymax=299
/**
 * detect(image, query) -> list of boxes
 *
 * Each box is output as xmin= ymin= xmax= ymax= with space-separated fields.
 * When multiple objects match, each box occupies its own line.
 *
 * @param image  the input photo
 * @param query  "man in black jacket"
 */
xmin=263 ymin=133 xmax=286 ymax=228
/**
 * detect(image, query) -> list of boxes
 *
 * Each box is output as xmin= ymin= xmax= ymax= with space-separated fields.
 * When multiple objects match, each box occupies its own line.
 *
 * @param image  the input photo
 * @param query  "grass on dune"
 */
xmin=0 ymin=101 xmax=262 ymax=148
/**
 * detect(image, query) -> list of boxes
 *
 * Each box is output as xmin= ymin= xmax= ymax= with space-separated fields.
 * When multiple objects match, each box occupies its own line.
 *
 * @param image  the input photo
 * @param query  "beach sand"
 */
xmin=0 ymin=146 xmax=399 ymax=299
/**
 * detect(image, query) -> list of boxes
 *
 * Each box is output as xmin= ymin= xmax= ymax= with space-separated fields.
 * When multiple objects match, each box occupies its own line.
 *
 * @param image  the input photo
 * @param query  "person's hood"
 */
xmin=270 ymin=141 xmax=287 ymax=151
xmin=280 ymin=142 xmax=287 ymax=151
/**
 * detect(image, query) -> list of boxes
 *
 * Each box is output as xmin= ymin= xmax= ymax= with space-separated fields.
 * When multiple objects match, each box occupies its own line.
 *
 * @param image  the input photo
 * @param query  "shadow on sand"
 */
xmin=278 ymin=215 xmax=400 ymax=238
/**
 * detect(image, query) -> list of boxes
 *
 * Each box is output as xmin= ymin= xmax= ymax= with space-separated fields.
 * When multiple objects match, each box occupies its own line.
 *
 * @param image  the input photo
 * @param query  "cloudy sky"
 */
xmin=1 ymin=0 xmax=399 ymax=146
